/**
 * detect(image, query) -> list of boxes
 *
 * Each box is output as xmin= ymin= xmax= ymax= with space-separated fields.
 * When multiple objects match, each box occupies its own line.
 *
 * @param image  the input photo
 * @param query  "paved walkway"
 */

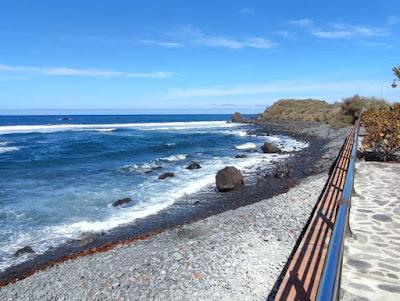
xmin=341 ymin=161 xmax=400 ymax=301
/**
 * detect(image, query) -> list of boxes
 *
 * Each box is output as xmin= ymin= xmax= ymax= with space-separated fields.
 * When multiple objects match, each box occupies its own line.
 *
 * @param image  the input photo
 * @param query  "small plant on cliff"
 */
xmin=393 ymin=66 xmax=400 ymax=80
xmin=362 ymin=104 xmax=400 ymax=161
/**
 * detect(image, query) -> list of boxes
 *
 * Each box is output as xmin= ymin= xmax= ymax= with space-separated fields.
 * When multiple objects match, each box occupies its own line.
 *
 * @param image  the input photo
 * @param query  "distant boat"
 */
xmin=59 ymin=117 xmax=72 ymax=121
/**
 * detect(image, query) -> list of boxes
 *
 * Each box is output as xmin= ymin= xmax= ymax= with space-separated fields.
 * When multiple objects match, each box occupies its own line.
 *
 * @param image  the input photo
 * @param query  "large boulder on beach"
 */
xmin=112 ymin=197 xmax=132 ymax=207
xmin=231 ymin=112 xmax=242 ymax=123
xmin=14 ymin=246 xmax=35 ymax=257
xmin=216 ymin=166 xmax=244 ymax=192
xmin=186 ymin=161 xmax=201 ymax=170
xmin=158 ymin=172 xmax=175 ymax=180
xmin=261 ymin=142 xmax=282 ymax=153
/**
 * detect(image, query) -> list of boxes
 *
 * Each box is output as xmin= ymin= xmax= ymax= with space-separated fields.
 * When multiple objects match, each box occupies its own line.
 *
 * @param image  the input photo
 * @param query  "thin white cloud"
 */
xmin=139 ymin=39 xmax=181 ymax=48
xmin=272 ymin=30 xmax=290 ymax=38
xmin=0 ymin=64 xmax=174 ymax=78
xmin=240 ymin=8 xmax=255 ymax=16
xmin=164 ymin=25 xmax=276 ymax=49
xmin=290 ymin=19 xmax=389 ymax=39
xmin=311 ymin=23 xmax=389 ymax=39
xmin=244 ymin=38 xmax=277 ymax=49
xmin=165 ymin=80 xmax=382 ymax=99
xmin=289 ymin=19 xmax=315 ymax=28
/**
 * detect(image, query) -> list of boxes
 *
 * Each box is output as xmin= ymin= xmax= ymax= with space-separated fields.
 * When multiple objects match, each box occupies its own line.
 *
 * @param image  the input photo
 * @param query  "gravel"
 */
xmin=0 ymin=173 xmax=327 ymax=301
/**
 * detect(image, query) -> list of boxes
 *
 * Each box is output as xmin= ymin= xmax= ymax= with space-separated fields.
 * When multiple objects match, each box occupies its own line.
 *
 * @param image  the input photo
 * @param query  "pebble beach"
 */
xmin=0 ymin=173 xmax=327 ymax=301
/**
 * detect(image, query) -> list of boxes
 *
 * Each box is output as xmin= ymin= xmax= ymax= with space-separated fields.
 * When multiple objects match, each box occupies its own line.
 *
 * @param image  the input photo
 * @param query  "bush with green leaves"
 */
xmin=362 ymin=104 xmax=400 ymax=161
xmin=341 ymin=95 xmax=387 ymax=124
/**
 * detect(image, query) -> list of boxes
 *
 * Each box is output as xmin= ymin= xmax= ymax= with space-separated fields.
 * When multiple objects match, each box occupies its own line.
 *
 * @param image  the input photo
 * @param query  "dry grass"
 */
xmin=260 ymin=96 xmax=388 ymax=128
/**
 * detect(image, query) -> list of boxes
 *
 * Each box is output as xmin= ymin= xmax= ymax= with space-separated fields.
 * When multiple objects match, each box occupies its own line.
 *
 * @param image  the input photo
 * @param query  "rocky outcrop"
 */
xmin=186 ymin=161 xmax=201 ymax=170
xmin=231 ymin=112 xmax=242 ymax=123
xmin=112 ymin=197 xmax=132 ymax=207
xmin=215 ymin=166 xmax=244 ymax=192
xmin=14 ymin=246 xmax=35 ymax=257
xmin=261 ymin=142 xmax=282 ymax=153
xmin=158 ymin=172 xmax=175 ymax=180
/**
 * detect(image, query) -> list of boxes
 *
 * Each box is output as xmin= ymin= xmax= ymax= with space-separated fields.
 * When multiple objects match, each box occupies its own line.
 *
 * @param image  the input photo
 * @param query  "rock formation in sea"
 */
xmin=186 ymin=161 xmax=201 ymax=170
xmin=112 ymin=198 xmax=133 ymax=207
xmin=158 ymin=172 xmax=175 ymax=180
xmin=231 ymin=112 xmax=242 ymax=123
xmin=14 ymin=246 xmax=35 ymax=257
xmin=261 ymin=142 xmax=282 ymax=153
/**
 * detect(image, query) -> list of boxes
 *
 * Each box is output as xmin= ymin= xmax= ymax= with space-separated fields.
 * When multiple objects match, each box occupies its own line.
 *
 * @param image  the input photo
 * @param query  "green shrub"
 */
xmin=341 ymin=95 xmax=388 ymax=124
xmin=362 ymin=104 xmax=400 ymax=161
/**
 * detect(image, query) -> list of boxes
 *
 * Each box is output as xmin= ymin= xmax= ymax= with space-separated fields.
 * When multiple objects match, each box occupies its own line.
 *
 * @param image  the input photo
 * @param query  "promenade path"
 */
xmin=341 ymin=161 xmax=400 ymax=301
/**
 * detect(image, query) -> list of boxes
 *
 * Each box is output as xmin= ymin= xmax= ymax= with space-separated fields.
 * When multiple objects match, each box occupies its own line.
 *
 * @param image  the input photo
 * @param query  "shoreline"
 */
xmin=0 ymin=121 xmax=350 ymax=287
xmin=0 ymin=173 xmax=329 ymax=300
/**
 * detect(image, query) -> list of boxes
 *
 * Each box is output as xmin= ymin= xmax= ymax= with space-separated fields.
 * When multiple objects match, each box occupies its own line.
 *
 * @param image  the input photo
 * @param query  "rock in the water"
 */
xmin=215 ymin=166 xmax=244 ymax=192
xmin=235 ymin=154 xmax=248 ymax=159
xmin=231 ymin=112 xmax=242 ymax=123
xmin=14 ymin=246 xmax=35 ymax=257
xmin=112 ymin=197 xmax=132 ymax=207
xmin=275 ymin=162 xmax=291 ymax=179
xmin=261 ymin=142 xmax=282 ymax=153
xmin=186 ymin=161 xmax=201 ymax=170
xmin=158 ymin=172 xmax=175 ymax=180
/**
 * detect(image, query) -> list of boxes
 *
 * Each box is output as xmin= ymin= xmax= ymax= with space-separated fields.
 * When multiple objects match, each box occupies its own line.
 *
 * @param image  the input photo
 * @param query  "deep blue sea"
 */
xmin=0 ymin=114 xmax=307 ymax=270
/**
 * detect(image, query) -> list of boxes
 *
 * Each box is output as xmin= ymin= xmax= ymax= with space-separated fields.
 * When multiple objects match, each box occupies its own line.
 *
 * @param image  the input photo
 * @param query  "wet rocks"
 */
xmin=14 ymin=246 xmax=35 ymax=257
xmin=158 ymin=172 xmax=175 ymax=180
xmin=261 ymin=142 xmax=282 ymax=153
xmin=112 ymin=198 xmax=133 ymax=207
xmin=215 ymin=166 xmax=244 ymax=192
xmin=186 ymin=161 xmax=201 ymax=170
xmin=231 ymin=112 xmax=242 ymax=123
xmin=235 ymin=154 xmax=248 ymax=159
xmin=77 ymin=233 xmax=98 ymax=246
xmin=275 ymin=162 xmax=291 ymax=179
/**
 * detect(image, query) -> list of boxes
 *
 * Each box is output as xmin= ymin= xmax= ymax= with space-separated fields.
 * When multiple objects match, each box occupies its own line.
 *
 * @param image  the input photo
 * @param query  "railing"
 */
xmin=315 ymin=117 xmax=361 ymax=301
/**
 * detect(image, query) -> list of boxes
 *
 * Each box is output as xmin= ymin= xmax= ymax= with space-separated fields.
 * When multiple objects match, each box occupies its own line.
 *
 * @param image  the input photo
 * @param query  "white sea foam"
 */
xmin=0 ymin=121 xmax=239 ymax=135
xmin=91 ymin=128 xmax=116 ymax=132
xmin=222 ymin=129 xmax=248 ymax=137
xmin=0 ymin=132 xmax=309 ymax=272
xmin=0 ymin=146 xmax=19 ymax=154
xmin=118 ymin=154 xmax=187 ymax=174
xmin=235 ymin=142 xmax=257 ymax=150
xmin=159 ymin=154 xmax=187 ymax=162
xmin=118 ymin=162 xmax=162 ymax=174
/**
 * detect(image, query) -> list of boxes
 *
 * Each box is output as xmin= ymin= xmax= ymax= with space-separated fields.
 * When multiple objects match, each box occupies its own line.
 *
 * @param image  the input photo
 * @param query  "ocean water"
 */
xmin=0 ymin=114 xmax=308 ymax=270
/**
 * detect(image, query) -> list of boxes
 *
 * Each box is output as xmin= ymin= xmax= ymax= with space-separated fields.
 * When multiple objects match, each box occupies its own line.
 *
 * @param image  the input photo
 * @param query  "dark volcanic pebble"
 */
xmin=112 ymin=198 xmax=132 ymax=207
xmin=158 ymin=172 xmax=175 ymax=180
xmin=14 ymin=246 xmax=35 ymax=257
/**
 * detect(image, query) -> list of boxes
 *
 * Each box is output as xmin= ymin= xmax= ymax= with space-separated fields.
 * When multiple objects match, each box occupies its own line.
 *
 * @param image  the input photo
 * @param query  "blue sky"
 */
xmin=0 ymin=0 xmax=399 ymax=114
